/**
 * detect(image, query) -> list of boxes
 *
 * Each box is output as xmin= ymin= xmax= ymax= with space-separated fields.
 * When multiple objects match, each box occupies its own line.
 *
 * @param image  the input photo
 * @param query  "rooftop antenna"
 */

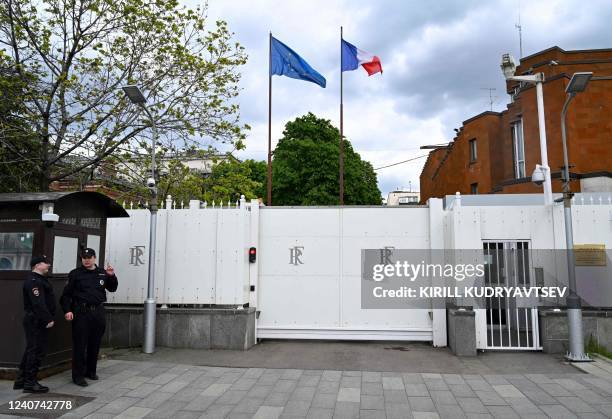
xmin=480 ymin=87 xmax=498 ymax=111
xmin=516 ymin=1 xmax=523 ymax=58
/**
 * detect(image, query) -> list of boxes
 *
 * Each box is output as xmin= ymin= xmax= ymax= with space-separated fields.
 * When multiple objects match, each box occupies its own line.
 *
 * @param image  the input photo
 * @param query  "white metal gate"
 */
xmin=480 ymin=241 xmax=541 ymax=350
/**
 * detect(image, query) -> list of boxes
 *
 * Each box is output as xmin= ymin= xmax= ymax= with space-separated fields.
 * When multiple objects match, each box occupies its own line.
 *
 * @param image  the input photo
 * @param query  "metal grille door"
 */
xmin=482 ymin=241 xmax=541 ymax=350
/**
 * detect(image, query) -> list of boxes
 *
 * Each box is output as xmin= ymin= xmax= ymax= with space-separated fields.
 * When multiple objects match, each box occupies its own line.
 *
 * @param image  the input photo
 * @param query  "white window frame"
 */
xmin=512 ymin=119 xmax=526 ymax=179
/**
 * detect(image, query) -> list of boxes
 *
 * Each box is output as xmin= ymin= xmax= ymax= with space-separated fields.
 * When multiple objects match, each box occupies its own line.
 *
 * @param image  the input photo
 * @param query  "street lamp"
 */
xmin=122 ymin=85 xmax=158 ymax=354
xmin=500 ymin=54 xmax=553 ymax=205
xmin=559 ymin=72 xmax=593 ymax=362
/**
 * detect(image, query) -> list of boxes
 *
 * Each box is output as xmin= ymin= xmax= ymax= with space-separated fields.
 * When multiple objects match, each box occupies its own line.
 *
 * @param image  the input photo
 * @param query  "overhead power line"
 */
xmin=374 ymin=154 xmax=429 ymax=170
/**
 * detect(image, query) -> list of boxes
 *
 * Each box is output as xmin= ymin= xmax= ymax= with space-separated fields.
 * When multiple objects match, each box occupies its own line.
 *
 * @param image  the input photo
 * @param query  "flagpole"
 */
xmin=267 ymin=31 xmax=273 ymax=206
xmin=339 ymin=26 xmax=344 ymax=206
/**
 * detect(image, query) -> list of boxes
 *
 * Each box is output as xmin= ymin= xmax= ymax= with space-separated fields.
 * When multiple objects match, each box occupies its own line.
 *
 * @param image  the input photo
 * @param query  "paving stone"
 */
xmin=231 ymin=397 xmax=264 ymax=414
xmin=273 ymin=379 xmax=298 ymax=393
xmin=483 ymin=376 xmax=509 ymax=385
xmin=173 ymin=387 xmax=206 ymax=403
xmin=424 ymin=379 xmax=449 ymax=391
xmin=405 ymin=383 xmax=430 ymax=397
xmin=290 ymin=386 xmax=316 ymax=401
xmin=96 ymin=396 xmax=140 ymax=414
xmin=557 ymin=396 xmax=600 ymax=413
xmin=437 ymin=404 xmax=465 ymax=419
xmin=430 ymin=390 xmax=457 ymax=405
xmin=201 ymin=404 xmax=234 ymax=419
xmin=450 ymin=384 xmax=476 ymax=397
xmin=385 ymin=402 xmax=413 ymax=419
xmin=158 ymin=380 xmax=190 ymax=393
xmin=298 ymin=375 xmax=321 ymax=387
xmin=383 ymin=377 xmax=405 ymax=390
xmin=215 ymin=390 xmax=248 ymax=405
xmin=539 ymin=383 xmax=573 ymax=397
xmin=282 ymin=400 xmax=311 ymax=416
xmin=217 ymin=372 xmax=244 ymax=384
xmin=252 ymin=405 xmax=284 ymax=419
xmin=321 ymin=371 xmax=342 ymax=382
xmin=182 ymin=395 xmax=216 ymax=411
xmin=359 ymin=409 xmax=386 ymax=419
xmin=312 ymin=392 xmax=337 ymax=408
xmin=333 ymin=401 xmax=360 ymax=418
xmin=362 ymin=382 xmax=383 ymax=396
xmin=343 ymin=371 xmax=362 ymax=377
xmin=201 ymin=383 xmax=232 ymax=397
xmin=403 ymin=373 xmax=425 ymax=384
xmin=538 ymin=404 xmax=579 ymax=418
xmin=340 ymin=376 xmax=361 ymax=389
xmin=475 ymin=390 xmax=508 ymax=406
xmin=523 ymin=387 xmax=558 ymax=405
xmin=247 ymin=385 xmax=274 ymax=399
xmin=243 ymin=368 xmax=266 ymax=379
xmin=457 ymin=397 xmax=489 ymax=413
xmin=231 ymin=378 xmax=258 ymax=391
xmin=281 ymin=369 xmax=304 ymax=380
xmin=412 ymin=412 xmax=440 ymax=419
xmin=337 ymin=387 xmax=361 ymax=403
xmin=486 ymin=405 xmax=520 ymax=418
xmin=114 ymin=406 xmax=154 ymax=419
xmin=362 ymin=372 xmax=382 ymax=383
xmin=147 ymin=373 xmax=179 ymax=385
xmin=361 ymin=394 xmax=385 ymax=410
xmin=408 ymin=396 xmax=436 ymax=412
xmin=384 ymin=389 xmax=408 ymax=403
xmin=134 ymin=390 xmax=174 ymax=408
xmin=574 ymin=388 xmax=611 ymax=404
xmin=493 ymin=385 xmax=525 ymax=398
xmin=264 ymin=391 xmax=292 ymax=407
xmin=125 ymin=384 xmax=162 ymax=398
xmin=258 ymin=374 xmax=282 ymax=386
xmin=307 ymin=407 xmax=334 ymax=419
xmin=443 ymin=374 xmax=466 ymax=385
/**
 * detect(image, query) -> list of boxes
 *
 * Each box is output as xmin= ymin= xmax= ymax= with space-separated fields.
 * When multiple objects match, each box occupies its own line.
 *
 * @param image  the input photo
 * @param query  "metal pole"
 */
xmin=339 ymin=26 xmax=344 ymax=206
xmin=141 ymin=104 xmax=158 ymax=354
xmin=560 ymin=93 xmax=589 ymax=361
xmin=267 ymin=32 xmax=273 ymax=206
xmin=535 ymin=77 xmax=553 ymax=205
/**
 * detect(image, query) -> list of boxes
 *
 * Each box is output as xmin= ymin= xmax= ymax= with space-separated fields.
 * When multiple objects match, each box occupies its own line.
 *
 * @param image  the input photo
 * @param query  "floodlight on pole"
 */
xmin=560 ymin=72 xmax=593 ymax=362
xmin=122 ymin=84 xmax=158 ymax=354
xmin=500 ymin=53 xmax=553 ymax=206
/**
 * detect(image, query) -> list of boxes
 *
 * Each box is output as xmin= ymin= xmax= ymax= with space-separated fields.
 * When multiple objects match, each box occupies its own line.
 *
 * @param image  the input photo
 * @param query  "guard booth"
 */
xmin=0 ymin=191 xmax=128 ymax=370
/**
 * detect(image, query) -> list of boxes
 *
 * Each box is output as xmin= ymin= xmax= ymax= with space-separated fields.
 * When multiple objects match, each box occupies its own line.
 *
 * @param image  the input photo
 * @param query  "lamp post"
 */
xmin=122 ymin=85 xmax=158 ymax=354
xmin=559 ymin=72 xmax=593 ymax=362
xmin=500 ymin=54 xmax=553 ymax=205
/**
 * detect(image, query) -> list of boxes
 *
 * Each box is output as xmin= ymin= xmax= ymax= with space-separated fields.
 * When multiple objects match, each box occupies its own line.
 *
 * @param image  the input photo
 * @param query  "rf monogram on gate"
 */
xmin=129 ymin=246 xmax=145 ymax=266
xmin=289 ymin=246 xmax=304 ymax=265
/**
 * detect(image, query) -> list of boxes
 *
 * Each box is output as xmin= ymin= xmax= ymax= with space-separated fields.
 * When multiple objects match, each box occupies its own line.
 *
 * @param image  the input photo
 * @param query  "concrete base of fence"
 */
xmin=102 ymin=306 xmax=256 ymax=350
xmin=539 ymin=309 xmax=612 ymax=354
xmin=447 ymin=308 xmax=477 ymax=356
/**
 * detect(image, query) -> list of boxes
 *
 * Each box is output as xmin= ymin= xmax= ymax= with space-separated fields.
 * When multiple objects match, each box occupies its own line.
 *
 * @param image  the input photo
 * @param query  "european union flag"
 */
xmin=270 ymin=37 xmax=326 ymax=88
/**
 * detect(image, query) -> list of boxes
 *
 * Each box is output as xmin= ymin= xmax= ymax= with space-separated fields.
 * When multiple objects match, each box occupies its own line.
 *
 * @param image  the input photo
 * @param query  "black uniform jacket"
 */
xmin=23 ymin=272 xmax=57 ymax=325
xmin=60 ymin=266 xmax=118 ymax=312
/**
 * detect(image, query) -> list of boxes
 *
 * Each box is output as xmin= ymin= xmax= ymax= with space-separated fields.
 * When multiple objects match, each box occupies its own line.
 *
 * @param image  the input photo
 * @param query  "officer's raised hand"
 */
xmin=105 ymin=263 xmax=115 ymax=276
xmin=65 ymin=312 xmax=73 ymax=321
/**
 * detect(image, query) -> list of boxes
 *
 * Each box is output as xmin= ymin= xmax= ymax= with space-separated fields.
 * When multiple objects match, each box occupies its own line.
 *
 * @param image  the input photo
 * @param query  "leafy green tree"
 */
xmin=272 ymin=113 xmax=381 ymax=205
xmin=0 ymin=52 xmax=39 ymax=192
xmin=0 ymin=0 xmax=248 ymax=191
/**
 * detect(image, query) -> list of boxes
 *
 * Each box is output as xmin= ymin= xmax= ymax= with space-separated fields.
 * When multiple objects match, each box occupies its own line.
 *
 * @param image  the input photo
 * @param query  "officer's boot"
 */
xmin=23 ymin=379 xmax=49 ymax=393
xmin=13 ymin=370 xmax=24 ymax=390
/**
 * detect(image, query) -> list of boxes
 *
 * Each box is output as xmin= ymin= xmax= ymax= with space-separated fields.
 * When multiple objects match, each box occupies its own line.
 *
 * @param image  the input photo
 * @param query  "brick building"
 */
xmin=420 ymin=46 xmax=612 ymax=203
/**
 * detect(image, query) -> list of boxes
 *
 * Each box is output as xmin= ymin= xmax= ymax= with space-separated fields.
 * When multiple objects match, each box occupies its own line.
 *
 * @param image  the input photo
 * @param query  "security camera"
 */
xmin=41 ymin=202 xmax=59 ymax=224
xmin=146 ymin=177 xmax=156 ymax=188
xmin=531 ymin=165 xmax=545 ymax=186
xmin=500 ymin=53 xmax=517 ymax=80
xmin=42 ymin=213 xmax=59 ymax=223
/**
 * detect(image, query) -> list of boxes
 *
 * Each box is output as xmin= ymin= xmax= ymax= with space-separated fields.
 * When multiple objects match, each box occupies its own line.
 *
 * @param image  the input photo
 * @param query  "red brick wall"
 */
xmin=420 ymin=47 xmax=612 ymax=203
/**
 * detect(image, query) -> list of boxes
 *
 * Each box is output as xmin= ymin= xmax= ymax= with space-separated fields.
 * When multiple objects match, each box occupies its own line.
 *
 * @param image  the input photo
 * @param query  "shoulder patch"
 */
xmin=32 ymin=287 xmax=39 ymax=297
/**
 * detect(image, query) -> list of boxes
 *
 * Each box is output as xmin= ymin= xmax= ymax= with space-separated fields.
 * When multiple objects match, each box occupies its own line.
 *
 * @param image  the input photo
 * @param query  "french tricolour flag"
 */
xmin=341 ymin=39 xmax=383 ymax=76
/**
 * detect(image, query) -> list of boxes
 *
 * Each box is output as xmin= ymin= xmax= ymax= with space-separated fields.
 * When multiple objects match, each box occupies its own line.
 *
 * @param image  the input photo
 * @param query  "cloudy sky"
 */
xmin=188 ymin=0 xmax=611 ymax=198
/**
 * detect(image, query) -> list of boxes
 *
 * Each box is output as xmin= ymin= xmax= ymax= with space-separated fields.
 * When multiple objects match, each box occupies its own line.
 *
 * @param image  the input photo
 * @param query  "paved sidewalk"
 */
xmin=1 ymin=358 xmax=612 ymax=418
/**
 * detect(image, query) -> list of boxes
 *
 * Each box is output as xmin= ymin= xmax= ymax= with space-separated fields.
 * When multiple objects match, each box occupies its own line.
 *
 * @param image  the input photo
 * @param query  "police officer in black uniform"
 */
xmin=60 ymin=248 xmax=118 ymax=386
xmin=14 ymin=255 xmax=55 ymax=393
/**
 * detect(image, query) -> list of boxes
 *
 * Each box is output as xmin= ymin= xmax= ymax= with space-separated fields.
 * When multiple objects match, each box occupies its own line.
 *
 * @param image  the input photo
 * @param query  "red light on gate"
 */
xmin=249 ymin=247 xmax=256 ymax=263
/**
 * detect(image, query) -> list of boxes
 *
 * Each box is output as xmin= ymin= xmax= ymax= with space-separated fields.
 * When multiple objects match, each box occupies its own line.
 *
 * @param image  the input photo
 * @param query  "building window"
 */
xmin=469 ymin=139 xmax=477 ymax=163
xmin=511 ymin=120 xmax=525 ymax=178
xmin=470 ymin=183 xmax=478 ymax=194
xmin=0 ymin=232 xmax=34 ymax=271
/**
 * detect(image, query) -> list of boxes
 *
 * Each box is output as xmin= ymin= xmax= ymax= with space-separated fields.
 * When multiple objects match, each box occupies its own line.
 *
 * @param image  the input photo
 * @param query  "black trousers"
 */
xmin=19 ymin=314 xmax=48 ymax=386
xmin=72 ymin=305 xmax=105 ymax=380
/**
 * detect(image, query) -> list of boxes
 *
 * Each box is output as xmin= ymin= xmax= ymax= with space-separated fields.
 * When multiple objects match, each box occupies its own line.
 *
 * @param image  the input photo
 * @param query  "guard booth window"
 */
xmin=0 ymin=232 xmax=34 ymax=271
